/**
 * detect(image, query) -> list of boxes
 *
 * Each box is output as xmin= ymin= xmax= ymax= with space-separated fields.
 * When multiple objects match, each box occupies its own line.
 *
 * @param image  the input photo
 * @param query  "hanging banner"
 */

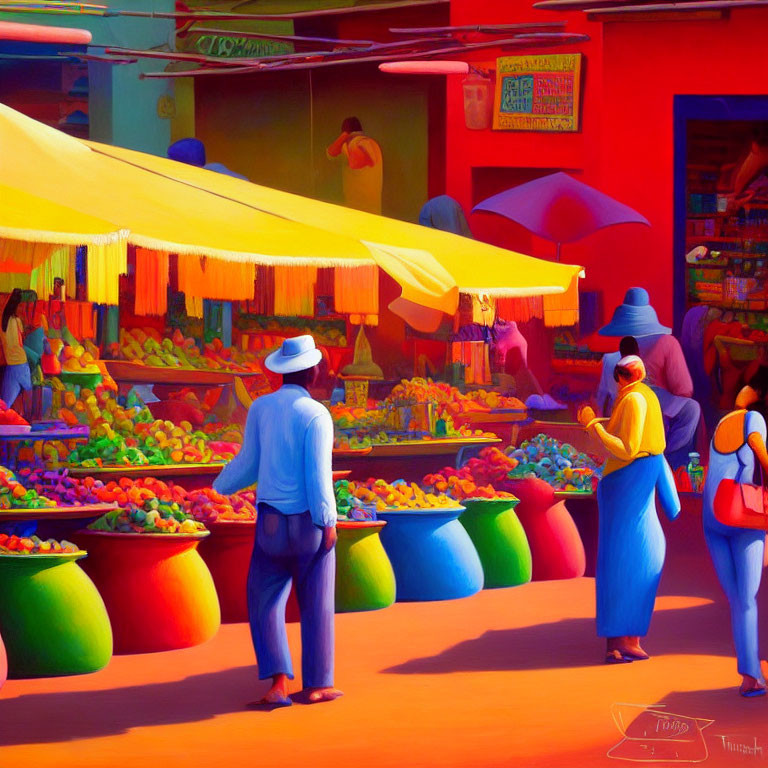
xmin=493 ymin=53 xmax=583 ymax=133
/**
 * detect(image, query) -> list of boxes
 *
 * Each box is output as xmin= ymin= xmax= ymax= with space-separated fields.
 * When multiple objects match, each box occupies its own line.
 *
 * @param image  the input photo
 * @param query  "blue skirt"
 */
xmin=596 ymin=454 xmax=680 ymax=638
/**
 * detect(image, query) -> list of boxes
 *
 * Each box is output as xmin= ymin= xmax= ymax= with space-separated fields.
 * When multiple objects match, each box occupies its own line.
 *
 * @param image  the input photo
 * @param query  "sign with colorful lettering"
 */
xmin=493 ymin=54 xmax=582 ymax=132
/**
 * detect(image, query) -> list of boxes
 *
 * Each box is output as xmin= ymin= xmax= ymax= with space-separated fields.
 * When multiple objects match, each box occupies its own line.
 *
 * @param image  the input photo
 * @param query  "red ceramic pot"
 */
xmin=72 ymin=531 xmax=221 ymax=654
xmin=505 ymin=478 xmax=586 ymax=580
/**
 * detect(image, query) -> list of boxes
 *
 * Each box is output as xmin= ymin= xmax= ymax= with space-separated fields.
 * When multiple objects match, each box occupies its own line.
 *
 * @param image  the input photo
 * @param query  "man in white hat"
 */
xmin=213 ymin=335 xmax=341 ymax=707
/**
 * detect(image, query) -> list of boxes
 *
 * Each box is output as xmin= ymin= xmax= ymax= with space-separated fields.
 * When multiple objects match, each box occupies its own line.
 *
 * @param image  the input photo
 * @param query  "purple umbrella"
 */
xmin=472 ymin=172 xmax=650 ymax=261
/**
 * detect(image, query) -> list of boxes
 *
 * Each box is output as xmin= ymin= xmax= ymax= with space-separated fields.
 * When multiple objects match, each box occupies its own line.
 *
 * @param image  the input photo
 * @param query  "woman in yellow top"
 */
xmin=578 ymin=355 xmax=680 ymax=664
xmin=0 ymin=289 xmax=32 ymax=410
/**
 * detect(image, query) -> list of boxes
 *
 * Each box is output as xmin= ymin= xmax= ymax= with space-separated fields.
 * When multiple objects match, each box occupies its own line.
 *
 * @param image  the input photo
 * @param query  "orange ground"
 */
xmin=1 ymin=499 xmax=767 ymax=768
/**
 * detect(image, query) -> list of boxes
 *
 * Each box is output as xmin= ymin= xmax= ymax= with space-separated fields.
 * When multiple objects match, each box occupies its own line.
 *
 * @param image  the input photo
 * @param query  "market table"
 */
xmin=377 ymin=506 xmax=483 ymax=602
xmin=0 ymin=425 xmax=89 ymax=469
xmin=454 ymin=412 xmax=529 ymax=446
xmin=337 ymin=437 xmax=502 ymax=483
xmin=0 ymin=503 xmax=117 ymax=523
xmin=504 ymin=478 xmax=586 ymax=581
xmin=0 ymin=550 xmax=112 ymax=678
xmin=459 ymin=499 xmax=532 ymax=589
xmin=68 ymin=463 xmax=226 ymax=491
xmin=71 ymin=530 xmax=220 ymax=654
xmin=103 ymin=360 xmax=263 ymax=387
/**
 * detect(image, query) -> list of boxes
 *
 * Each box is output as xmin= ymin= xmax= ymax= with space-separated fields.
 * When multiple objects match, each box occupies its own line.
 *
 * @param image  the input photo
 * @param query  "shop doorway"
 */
xmin=673 ymin=96 xmax=768 ymax=332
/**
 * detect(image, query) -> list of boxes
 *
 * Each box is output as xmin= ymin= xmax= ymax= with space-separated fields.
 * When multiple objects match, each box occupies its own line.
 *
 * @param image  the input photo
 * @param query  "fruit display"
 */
xmin=88 ymin=498 xmax=206 ymax=535
xmin=119 ymin=327 xmax=265 ymax=375
xmin=55 ymin=387 xmax=242 ymax=467
xmin=186 ymin=488 xmax=257 ymax=523
xmin=234 ymin=315 xmax=347 ymax=348
xmin=386 ymin=378 xmax=526 ymax=415
xmin=0 ymin=467 xmax=55 ymax=510
xmin=505 ymin=434 xmax=601 ymax=492
xmin=337 ymin=478 xmax=458 ymax=513
xmin=0 ymin=400 xmax=29 ymax=428
xmin=0 ymin=534 xmax=79 ymax=555
xmin=423 ymin=448 xmax=519 ymax=501
xmin=25 ymin=469 xmax=257 ymax=524
xmin=60 ymin=339 xmax=101 ymax=375
xmin=333 ymin=424 xmax=495 ymax=451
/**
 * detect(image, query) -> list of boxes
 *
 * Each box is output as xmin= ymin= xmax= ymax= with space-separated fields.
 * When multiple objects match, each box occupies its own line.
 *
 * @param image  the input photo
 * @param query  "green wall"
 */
xmin=0 ymin=0 xmax=175 ymax=155
xmin=194 ymin=66 xmax=430 ymax=222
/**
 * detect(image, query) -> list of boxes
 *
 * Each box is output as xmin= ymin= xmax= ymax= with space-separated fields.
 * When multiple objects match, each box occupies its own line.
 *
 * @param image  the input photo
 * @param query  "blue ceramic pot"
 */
xmin=377 ymin=507 xmax=483 ymax=602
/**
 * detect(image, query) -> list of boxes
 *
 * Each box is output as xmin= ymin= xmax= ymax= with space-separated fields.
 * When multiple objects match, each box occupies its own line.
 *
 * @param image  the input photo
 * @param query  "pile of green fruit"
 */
xmin=88 ymin=497 xmax=206 ymax=534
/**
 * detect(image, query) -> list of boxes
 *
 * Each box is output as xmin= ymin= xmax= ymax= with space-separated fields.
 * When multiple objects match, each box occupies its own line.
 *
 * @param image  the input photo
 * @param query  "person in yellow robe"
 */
xmin=326 ymin=117 xmax=383 ymax=215
xmin=578 ymin=355 xmax=680 ymax=664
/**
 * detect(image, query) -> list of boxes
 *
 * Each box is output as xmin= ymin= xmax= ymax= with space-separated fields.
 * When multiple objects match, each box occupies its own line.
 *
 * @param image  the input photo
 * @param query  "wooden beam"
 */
xmin=536 ymin=0 xmax=768 ymax=9
xmin=587 ymin=8 xmax=725 ymax=20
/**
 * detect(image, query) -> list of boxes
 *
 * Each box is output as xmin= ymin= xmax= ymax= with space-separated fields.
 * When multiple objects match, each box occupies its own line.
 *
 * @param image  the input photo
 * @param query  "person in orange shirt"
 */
xmin=326 ymin=117 xmax=383 ymax=215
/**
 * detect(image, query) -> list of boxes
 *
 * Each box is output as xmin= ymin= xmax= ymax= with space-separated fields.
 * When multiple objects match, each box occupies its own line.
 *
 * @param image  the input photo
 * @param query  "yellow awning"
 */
xmin=87 ymin=140 xmax=584 ymax=299
xmin=0 ymin=104 xmax=457 ymax=314
xmin=0 ymin=184 xmax=126 ymax=246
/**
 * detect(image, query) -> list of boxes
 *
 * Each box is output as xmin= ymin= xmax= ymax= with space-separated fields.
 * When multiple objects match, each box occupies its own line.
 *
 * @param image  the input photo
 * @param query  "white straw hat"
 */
xmin=265 ymin=335 xmax=322 ymax=374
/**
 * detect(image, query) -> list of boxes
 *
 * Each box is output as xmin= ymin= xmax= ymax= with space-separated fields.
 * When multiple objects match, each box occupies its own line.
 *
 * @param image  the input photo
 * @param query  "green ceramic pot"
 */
xmin=0 ymin=552 xmax=112 ymax=678
xmin=336 ymin=521 xmax=396 ymax=612
xmin=459 ymin=499 xmax=532 ymax=589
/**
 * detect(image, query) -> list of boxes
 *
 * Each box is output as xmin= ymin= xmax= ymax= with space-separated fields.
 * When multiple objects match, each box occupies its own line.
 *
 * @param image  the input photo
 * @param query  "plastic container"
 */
xmin=0 ymin=551 xmax=112 ymax=678
xmin=377 ymin=507 xmax=483 ymax=602
xmin=72 ymin=531 xmax=220 ymax=654
xmin=459 ymin=499 xmax=532 ymax=588
xmin=336 ymin=521 xmax=395 ymax=612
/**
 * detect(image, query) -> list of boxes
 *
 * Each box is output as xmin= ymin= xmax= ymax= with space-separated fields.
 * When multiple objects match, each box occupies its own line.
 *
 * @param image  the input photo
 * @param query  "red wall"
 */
xmin=598 ymin=8 xmax=768 ymax=327
xmin=445 ymin=2 xmax=768 ymax=330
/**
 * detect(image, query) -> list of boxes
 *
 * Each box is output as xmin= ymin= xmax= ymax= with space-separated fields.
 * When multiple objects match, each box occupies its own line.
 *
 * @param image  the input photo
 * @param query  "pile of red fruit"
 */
xmin=423 ymin=447 xmax=518 ymax=501
xmin=0 ymin=534 xmax=79 ymax=555
xmin=186 ymin=488 xmax=257 ymax=523
xmin=0 ymin=400 xmax=29 ymax=428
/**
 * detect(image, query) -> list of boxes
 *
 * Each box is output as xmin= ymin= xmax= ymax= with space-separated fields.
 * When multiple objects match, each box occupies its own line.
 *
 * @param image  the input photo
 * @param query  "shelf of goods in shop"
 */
xmin=551 ymin=332 xmax=602 ymax=375
xmin=233 ymin=315 xmax=348 ymax=348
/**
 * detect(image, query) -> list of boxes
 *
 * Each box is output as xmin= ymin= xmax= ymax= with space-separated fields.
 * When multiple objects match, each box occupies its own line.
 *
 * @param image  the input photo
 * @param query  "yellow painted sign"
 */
xmin=493 ymin=54 xmax=583 ymax=133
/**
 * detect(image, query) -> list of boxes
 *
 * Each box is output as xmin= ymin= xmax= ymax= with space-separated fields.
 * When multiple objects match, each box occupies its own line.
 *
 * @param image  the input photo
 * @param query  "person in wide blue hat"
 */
xmin=596 ymin=288 xmax=701 ymax=467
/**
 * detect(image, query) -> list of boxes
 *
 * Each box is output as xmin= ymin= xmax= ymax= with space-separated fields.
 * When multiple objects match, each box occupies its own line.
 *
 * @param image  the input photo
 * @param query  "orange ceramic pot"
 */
xmin=198 ymin=521 xmax=254 ymax=623
xmin=72 ymin=531 xmax=221 ymax=654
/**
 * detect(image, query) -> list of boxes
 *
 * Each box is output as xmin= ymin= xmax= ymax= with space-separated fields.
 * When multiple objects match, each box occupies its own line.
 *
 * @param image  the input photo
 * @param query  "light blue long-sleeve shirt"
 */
xmin=212 ymin=384 xmax=337 ymax=528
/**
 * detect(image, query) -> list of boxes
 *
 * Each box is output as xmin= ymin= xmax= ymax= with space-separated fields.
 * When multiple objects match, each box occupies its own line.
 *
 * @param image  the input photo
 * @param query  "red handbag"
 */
xmin=713 ymin=478 xmax=768 ymax=530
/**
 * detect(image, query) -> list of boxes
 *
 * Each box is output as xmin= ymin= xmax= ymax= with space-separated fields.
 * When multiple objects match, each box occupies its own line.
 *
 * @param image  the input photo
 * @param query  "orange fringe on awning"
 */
xmin=542 ymin=276 xmax=579 ymax=328
xmin=497 ymin=295 xmax=544 ymax=323
xmin=135 ymin=248 xmax=170 ymax=317
xmin=334 ymin=265 xmax=379 ymax=326
xmin=178 ymin=254 xmax=255 ymax=302
xmin=274 ymin=265 xmax=317 ymax=317
xmin=64 ymin=301 xmax=96 ymax=340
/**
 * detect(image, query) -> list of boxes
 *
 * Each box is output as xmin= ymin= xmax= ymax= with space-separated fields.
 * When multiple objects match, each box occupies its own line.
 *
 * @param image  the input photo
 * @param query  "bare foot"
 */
xmin=739 ymin=674 xmax=766 ymax=698
xmin=306 ymin=687 xmax=344 ymax=703
xmin=621 ymin=638 xmax=650 ymax=660
xmin=260 ymin=674 xmax=292 ymax=706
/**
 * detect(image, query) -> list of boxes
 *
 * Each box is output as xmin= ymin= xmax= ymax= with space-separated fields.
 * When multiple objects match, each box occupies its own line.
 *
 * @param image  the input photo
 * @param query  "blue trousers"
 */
xmin=704 ymin=524 xmax=764 ymax=681
xmin=248 ymin=505 xmax=335 ymax=689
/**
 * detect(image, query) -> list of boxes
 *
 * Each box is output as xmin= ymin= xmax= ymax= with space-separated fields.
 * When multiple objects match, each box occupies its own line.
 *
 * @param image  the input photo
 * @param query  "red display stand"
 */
xmin=72 ymin=531 xmax=221 ymax=654
xmin=504 ymin=478 xmax=586 ymax=581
